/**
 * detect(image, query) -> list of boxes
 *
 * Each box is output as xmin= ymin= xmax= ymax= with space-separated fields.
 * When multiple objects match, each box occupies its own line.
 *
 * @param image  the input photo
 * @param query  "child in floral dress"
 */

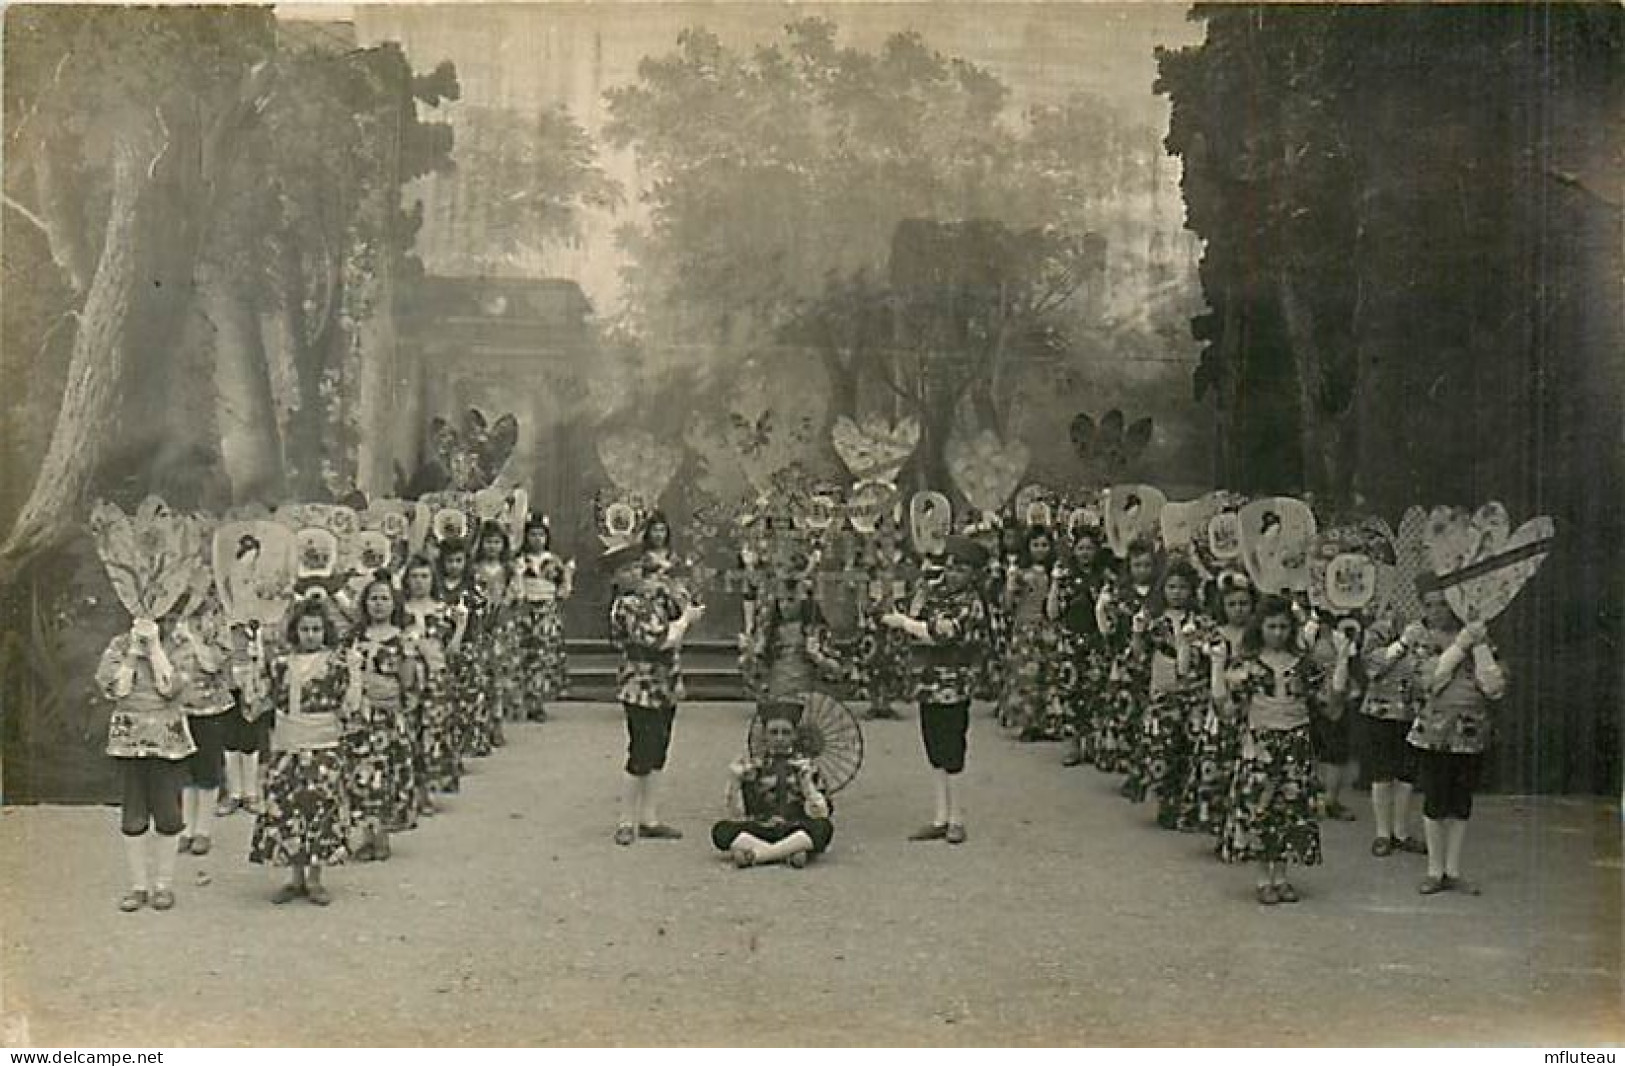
xmin=1052 ymin=526 xmax=1115 ymax=766
xmin=468 ymin=522 xmax=514 ymax=750
xmin=1093 ymin=540 xmax=1159 ymax=776
xmin=1215 ymin=595 xmax=1351 ymax=904
xmin=343 ymin=576 xmax=419 ymax=861
xmin=1188 ymin=571 xmax=1257 ymax=836
xmin=249 ymin=601 xmax=358 ymax=906
xmin=402 ymin=556 xmax=467 ymax=811
xmin=508 ymin=515 xmax=574 ymax=722
xmin=999 ymin=525 xmax=1062 ymax=740
xmin=1130 ymin=558 xmax=1221 ymax=831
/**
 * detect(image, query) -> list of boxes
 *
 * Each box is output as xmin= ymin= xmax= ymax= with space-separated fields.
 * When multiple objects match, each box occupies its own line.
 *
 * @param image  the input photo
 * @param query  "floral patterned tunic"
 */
xmin=1217 ymin=653 xmax=1328 ymax=867
xmin=911 ymin=584 xmax=990 ymax=707
xmin=98 ymin=634 xmax=195 ymax=761
xmin=611 ymin=580 xmax=686 ymax=711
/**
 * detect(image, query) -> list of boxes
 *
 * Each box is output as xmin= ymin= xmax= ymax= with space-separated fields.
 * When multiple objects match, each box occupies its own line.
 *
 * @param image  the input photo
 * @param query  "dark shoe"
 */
xmin=373 ymin=837 xmax=392 ymax=862
xmin=945 ymin=823 xmax=967 ymax=845
xmin=176 ymin=835 xmax=192 ymax=854
xmin=1371 ymin=837 xmax=1395 ymax=858
xmin=730 ymin=845 xmax=756 ymax=869
xmin=215 ymin=796 xmax=240 ymax=817
xmin=1418 ymin=875 xmax=1449 ymax=895
xmin=119 ymin=889 xmax=148 ymax=913
xmin=787 ymin=851 xmax=809 ymax=869
xmin=1276 ymin=882 xmax=1301 ymax=904
xmin=1325 ymin=802 xmax=1357 ymax=822
xmin=1395 ymin=836 xmax=1428 ymax=855
xmin=1442 ymin=875 xmax=1481 ymax=896
xmin=1256 ymin=884 xmax=1281 ymax=905
xmin=1061 ymin=751 xmax=1084 ymax=767
xmin=614 ymin=824 xmax=636 ymax=846
xmin=271 ymin=883 xmax=307 ymax=905
xmin=306 ymin=883 xmax=332 ymax=906
xmin=150 ymin=888 xmax=176 ymax=912
xmin=190 ymin=836 xmax=211 ymax=856
xmin=908 ymin=823 xmax=949 ymax=842
xmin=637 ymin=823 xmax=683 ymax=840
xmin=351 ymin=842 xmax=376 ymax=863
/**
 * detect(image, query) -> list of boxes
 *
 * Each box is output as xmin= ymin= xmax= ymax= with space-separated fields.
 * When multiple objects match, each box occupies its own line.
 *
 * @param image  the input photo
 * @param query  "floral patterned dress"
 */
xmin=1217 ymin=654 xmax=1327 ymax=867
xmin=999 ymin=565 xmax=1062 ymax=737
xmin=249 ymin=651 xmax=350 ymax=868
xmin=1093 ymin=584 xmax=1152 ymax=775
xmin=1188 ymin=624 xmax=1249 ymax=835
xmin=1051 ymin=566 xmax=1112 ymax=752
xmin=341 ymin=630 xmax=419 ymax=835
xmin=447 ymin=576 xmax=499 ymax=758
xmin=510 ymin=552 xmax=572 ymax=717
xmin=975 ymin=558 xmax=1011 ymax=702
xmin=750 ymin=596 xmax=841 ymax=703
xmin=405 ymin=603 xmax=463 ymax=794
xmin=856 ymin=554 xmax=914 ymax=713
xmin=1132 ymin=611 xmax=1220 ymax=830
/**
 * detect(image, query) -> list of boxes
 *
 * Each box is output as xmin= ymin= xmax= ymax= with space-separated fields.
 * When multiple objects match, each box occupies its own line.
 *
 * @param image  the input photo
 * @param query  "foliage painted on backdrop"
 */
xmin=0 ymin=6 xmax=465 ymax=583
xmin=604 ymin=17 xmax=1171 ymax=498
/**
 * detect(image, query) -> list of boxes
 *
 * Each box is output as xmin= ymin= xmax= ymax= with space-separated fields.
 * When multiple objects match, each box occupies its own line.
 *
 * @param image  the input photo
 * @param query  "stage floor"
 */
xmin=1 ymin=704 xmax=1619 ymax=1046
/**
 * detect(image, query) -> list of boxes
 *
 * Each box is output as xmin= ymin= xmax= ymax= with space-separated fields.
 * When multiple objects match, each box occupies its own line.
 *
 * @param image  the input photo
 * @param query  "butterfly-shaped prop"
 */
xmin=947 ymin=430 xmax=1030 ymax=515
xmin=89 ymin=497 xmax=209 ymax=623
xmin=1424 ymin=502 xmax=1555 ymax=623
xmin=1238 ymin=496 xmax=1317 ymax=595
xmin=832 ymin=415 xmax=920 ymax=486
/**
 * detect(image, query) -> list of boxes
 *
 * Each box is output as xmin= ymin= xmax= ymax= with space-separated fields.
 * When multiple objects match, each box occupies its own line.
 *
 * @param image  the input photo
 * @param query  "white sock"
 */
xmin=945 ymin=774 xmax=963 ymax=826
xmin=242 ymin=752 xmax=261 ymax=802
xmin=1423 ymin=816 xmax=1446 ymax=878
xmin=1393 ymin=782 xmax=1415 ymax=839
xmin=181 ymin=788 xmax=200 ymax=837
xmin=1371 ymin=782 xmax=1394 ymax=839
xmin=123 ymin=833 xmax=150 ymax=892
xmin=223 ymin=753 xmax=242 ymax=800
xmin=154 ymin=835 xmax=180 ymax=891
xmin=1444 ymin=818 xmax=1468 ymax=878
xmin=932 ymin=770 xmax=951 ymax=826
xmin=619 ymin=774 xmax=641 ymax=827
xmin=640 ymin=771 xmax=662 ymax=826
xmin=192 ymin=797 xmax=214 ymax=843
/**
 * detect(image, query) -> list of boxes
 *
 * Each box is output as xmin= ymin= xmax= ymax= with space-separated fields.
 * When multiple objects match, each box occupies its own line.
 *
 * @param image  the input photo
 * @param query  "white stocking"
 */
xmin=123 ymin=833 xmax=150 ymax=891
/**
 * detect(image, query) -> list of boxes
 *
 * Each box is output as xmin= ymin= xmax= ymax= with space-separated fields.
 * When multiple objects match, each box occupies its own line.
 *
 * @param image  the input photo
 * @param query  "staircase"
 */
xmin=563 ymin=639 xmax=748 ymax=702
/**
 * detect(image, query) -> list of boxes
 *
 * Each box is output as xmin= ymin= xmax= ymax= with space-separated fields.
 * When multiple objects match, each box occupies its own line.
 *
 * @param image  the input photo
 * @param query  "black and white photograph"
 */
xmin=0 ymin=0 xmax=1620 ymax=1048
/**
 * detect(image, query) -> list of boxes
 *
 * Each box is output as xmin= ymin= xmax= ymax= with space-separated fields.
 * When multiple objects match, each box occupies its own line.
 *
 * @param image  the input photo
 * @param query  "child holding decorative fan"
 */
xmin=402 ymin=555 xmax=468 ymax=810
xmin=1129 ymin=558 xmax=1221 ymax=832
xmin=250 ymin=600 xmax=361 ymax=905
xmin=999 ymin=524 xmax=1062 ymax=741
xmin=1092 ymin=539 xmax=1159 ymax=777
xmin=99 ymin=619 xmax=192 ymax=913
xmin=343 ymin=576 xmax=421 ymax=861
xmin=467 ymin=521 xmax=515 ymax=752
xmin=508 ymin=514 xmax=575 ymax=722
xmin=1215 ymin=595 xmax=1353 ymax=905
xmin=170 ymin=600 xmax=235 ymax=858
xmin=1187 ymin=570 xmax=1256 ymax=837
xmin=88 ymin=498 xmax=208 ymax=912
xmin=1409 ymin=578 xmax=1507 ymax=896
xmin=1051 ymin=520 xmax=1115 ymax=767
xmin=1360 ymin=614 xmax=1428 ymax=857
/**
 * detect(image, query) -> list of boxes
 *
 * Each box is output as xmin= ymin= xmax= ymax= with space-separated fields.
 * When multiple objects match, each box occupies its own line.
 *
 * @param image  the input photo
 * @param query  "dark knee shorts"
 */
xmin=623 ymin=704 xmax=676 ymax=776
xmin=1310 ymin=709 xmax=1352 ymax=764
xmin=185 ymin=713 xmax=227 ymax=789
xmin=118 ymin=758 xmax=187 ymax=836
xmin=223 ymin=694 xmax=271 ymax=755
xmin=1417 ymin=749 xmax=1481 ymax=820
xmin=1363 ymin=717 xmax=1417 ymax=784
xmin=711 ymin=817 xmax=834 ymax=854
xmin=919 ymin=701 xmax=970 ymax=775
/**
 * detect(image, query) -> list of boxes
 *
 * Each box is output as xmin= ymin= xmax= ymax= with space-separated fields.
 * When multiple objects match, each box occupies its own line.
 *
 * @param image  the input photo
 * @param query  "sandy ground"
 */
xmin=1 ymin=702 xmax=1619 ymax=1047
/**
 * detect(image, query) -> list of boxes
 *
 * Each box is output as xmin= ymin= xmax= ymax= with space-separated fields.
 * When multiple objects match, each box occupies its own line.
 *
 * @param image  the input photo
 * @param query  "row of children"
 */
xmin=100 ymin=513 xmax=575 ymax=911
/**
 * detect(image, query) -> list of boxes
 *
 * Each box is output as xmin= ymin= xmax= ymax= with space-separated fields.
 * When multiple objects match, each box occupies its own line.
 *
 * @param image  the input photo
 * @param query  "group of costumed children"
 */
xmin=103 ymin=492 xmax=1509 ymax=909
xmin=101 ymin=513 xmax=574 ymax=912
xmin=735 ymin=505 xmax=1507 ymax=903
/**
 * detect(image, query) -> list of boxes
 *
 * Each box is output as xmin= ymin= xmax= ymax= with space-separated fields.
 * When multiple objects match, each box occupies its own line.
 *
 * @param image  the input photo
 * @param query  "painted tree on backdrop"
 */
xmin=0 ymin=6 xmax=459 ymax=583
xmin=604 ymin=18 xmax=1154 ymax=499
xmin=1157 ymin=3 xmax=1624 ymax=511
